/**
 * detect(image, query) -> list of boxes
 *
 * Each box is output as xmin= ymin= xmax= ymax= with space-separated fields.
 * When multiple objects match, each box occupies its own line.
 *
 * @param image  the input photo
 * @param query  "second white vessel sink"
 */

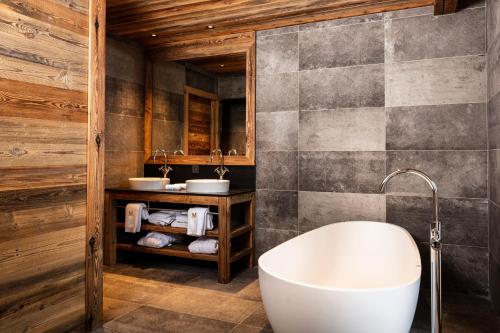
xmin=129 ymin=177 xmax=170 ymax=190
xmin=186 ymin=179 xmax=230 ymax=193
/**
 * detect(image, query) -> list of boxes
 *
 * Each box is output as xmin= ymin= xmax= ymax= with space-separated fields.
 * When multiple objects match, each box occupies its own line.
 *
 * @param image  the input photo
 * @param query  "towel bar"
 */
xmin=113 ymin=205 xmax=219 ymax=215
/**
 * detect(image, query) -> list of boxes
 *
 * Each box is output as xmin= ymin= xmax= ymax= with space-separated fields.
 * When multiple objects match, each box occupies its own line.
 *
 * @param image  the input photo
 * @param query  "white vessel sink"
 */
xmin=129 ymin=177 xmax=170 ymax=190
xmin=186 ymin=179 xmax=230 ymax=193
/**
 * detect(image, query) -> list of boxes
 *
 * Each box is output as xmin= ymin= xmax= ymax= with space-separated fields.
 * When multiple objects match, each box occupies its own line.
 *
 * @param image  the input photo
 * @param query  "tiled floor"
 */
xmin=97 ymin=255 xmax=500 ymax=333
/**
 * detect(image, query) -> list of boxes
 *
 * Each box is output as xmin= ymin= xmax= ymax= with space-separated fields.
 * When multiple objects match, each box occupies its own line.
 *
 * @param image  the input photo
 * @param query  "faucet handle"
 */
xmin=214 ymin=166 xmax=229 ymax=179
xmin=159 ymin=165 xmax=173 ymax=178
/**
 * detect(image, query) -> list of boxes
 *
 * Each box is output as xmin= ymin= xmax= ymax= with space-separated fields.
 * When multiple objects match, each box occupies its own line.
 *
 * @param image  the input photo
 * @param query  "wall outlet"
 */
xmin=192 ymin=165 xmax=199 ymax=174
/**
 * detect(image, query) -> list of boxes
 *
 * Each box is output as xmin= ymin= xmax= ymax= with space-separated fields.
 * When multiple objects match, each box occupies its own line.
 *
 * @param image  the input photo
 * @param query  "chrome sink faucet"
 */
xmin=153 ymin=149 xmax=172 ymax=178
xmin=379 ymin=169 xmax=441 ymax=333
xmin=210 ymin=148 xmax=229 ymax=180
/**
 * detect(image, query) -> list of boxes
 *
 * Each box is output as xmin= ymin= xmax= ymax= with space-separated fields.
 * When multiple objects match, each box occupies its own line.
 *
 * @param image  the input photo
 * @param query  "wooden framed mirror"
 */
xmin=144 ymin=32 xmax=255 ymax=166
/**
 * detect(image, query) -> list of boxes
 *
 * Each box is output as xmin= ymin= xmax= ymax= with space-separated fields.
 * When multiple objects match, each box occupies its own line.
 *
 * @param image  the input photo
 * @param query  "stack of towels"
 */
xmin=186 ymin=207 xmax=213 ymax=237
xmin=125 ymin=203 xmax=149 ymax=233
xmin=148 ymin=210 xmax=187 ymax=226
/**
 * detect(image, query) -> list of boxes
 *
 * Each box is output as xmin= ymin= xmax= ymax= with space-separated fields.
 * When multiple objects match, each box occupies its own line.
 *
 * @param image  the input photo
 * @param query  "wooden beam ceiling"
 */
xmin=434 ymin=0 xmax=458 ymax=15
xmin=107 ymin=0 xmax=434 ymax=48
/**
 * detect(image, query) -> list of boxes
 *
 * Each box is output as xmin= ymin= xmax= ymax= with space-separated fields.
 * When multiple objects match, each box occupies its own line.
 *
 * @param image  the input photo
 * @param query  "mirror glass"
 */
xmin=151 ymin=53 xmax=247 ymax=157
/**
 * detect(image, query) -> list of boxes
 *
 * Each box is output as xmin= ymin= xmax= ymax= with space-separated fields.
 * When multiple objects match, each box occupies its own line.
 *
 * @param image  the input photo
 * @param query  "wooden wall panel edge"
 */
xmin=86 ymin=0 xmax=105 ymax=330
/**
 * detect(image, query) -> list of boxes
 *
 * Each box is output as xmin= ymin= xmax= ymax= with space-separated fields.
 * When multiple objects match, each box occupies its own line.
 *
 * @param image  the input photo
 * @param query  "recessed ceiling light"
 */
xmin=151 ymin=33 xmax=157 ymax=37
xmin=207 ymin=25 xmax=214 ymax=29
xmin=219 ymin=64 xmax=225 ymax=68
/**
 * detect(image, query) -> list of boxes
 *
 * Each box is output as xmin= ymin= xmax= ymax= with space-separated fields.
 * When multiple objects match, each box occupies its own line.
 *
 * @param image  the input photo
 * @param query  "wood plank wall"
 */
xmin=0 ymin=0 xmax=91 ymax=331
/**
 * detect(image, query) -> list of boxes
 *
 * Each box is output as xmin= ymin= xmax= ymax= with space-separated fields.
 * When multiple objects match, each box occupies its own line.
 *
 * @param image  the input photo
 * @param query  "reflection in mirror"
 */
xmin=151 ymin=53 xmax=247 ymax=157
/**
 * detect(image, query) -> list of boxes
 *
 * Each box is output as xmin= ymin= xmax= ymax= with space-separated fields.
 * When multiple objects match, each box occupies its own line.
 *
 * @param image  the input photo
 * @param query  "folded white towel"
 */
xmin=137 ymin=232 xmax=183 ymax=248
xmin=171 ymin=220 xmax=188 ymax=228
xmin=165 ymin=183 xmax=187 ymax=191
xmin=125 ymin=203 xmax=148 ymax=233
xmin=187 ymin=207 xmax=213 ymax=236
xmin=148 ymin=211 xmax=176 ymax=226
xmin=188 ymin=238 xmax=218 ymax=254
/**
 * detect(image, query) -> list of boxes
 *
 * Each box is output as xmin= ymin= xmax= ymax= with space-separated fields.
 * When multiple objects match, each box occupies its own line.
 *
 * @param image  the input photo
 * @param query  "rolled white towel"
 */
xmin=188 ymin=238 xmax=218 ymax=254
xmin=171 ymin=220 xmax=188 ymax=228
xmin=137 ymin=232 xmax=183 ymax=248
xmin=165 ymin=183 xmax=186 ymax=191
xmin=148 ymin=211 xmax=176 ymax=226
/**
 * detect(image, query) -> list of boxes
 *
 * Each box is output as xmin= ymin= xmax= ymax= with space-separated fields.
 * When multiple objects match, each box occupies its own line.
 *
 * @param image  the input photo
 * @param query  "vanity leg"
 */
xmin=218 ymin=197 xmax=231 ymax=283
xmin=104 ymin=193 xmax=117 ymax=265
xmin=245 ymin=193 xmax=256 ymax=268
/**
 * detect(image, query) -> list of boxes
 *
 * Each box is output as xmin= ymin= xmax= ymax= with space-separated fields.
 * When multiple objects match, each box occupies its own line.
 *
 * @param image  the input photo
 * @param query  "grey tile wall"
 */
xmin=256 ymin=4 xmax=489 ymax=296
xmin=105 ymin=37 xmax=145 ymax=188
xmin=488 ymin=0 xmax=500 ymax=314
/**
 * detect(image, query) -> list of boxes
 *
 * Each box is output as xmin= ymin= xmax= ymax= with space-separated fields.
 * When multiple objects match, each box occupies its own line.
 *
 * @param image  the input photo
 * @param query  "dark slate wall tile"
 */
xmin=255 ymin=228 xmax=298 ymax=259
xmin=299 ymin=64 xmax=385 ymax=110
xmin=257 ymin=32 xmax=298 ymax=74
xmin=106 ymin=77 xmax=145 ymax=117
xmin=386 ymin=56 xmax=486 ymax=107
xmin=386 ymin=151 xmax=487 ymax=198
xmin=256 ymin=72 xmax=298 ymax=112
xmin=256 ymin=190 xmax=298 ymax=230
xmin=153 ymin=90 xmax=183 ymax=121
xmin=419 ymin=244 xmax=489 ymax=295
xmin=488 ymin=35 xmax=500 ymax=100
xmin=299 ymin=108 xmax=385 ymax=151
xmin=256 ymin=151 xmax=297 ymax=190
xmin=299 ymin=151 xmax=386 ymax=193
xmin=491 ymin=255 xmax=500 ymax=315
xmin=298 ymin=192 xmax=385 ymax=233
xmin=487 ymin=0 xmax=500 ymax=49
xmin=385 ymin=8 xmax=485 ymax=62
xmin=186 ymin=67 xmax=217 ymax=94
xmin=386 ymin=104 xmax=487 ymax=150
xmin=491 ymin=202 xmax=500 ymax=261
xmin=256 ymin=111 xmax=298 ymax=151
xmin=490 ymin=150 xmax=500 ymax=204
xmin=299 ymin=21 xmax=384 ymax=70
xmin=488 ymin=91 xmax=500 ymax=149
xmin=299 ymin=13 xmax=383 ymax=31
xmin=387 ymin=195 xmax=488 ymax=247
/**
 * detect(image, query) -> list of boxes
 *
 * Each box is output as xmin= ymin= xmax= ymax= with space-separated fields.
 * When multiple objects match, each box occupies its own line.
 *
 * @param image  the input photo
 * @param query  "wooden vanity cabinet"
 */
xmin=104 ymin=189 xmax=255 ymax=283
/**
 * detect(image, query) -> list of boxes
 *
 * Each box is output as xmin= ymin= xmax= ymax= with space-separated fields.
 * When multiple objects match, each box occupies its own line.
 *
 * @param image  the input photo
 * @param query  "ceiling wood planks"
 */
xmin=107 ymin=0 xmax=434 ymax=47
xmin=434 ymin=0 xmax=458 ymax=15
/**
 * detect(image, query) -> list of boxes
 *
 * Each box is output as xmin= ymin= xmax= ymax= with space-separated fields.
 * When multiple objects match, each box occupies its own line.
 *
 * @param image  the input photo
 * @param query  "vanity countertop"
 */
xmin=105 ymin=187 xmax=254 ymax=197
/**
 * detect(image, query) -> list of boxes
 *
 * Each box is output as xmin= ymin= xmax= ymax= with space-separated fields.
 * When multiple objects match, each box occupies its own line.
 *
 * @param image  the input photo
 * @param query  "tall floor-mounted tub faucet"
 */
xmin=380 ymin=169 xmax=442 ymax=333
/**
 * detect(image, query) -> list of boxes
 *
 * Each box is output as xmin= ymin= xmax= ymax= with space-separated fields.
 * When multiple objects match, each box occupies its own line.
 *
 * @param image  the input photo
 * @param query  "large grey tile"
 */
xmin=255 ymin=228 xmax=298 ymax=259
xmin=488 ymin=0 xmax=500 ymax=48
xmin=299 ymin=108 xmax=385 ymax=151
xmin=256 ymin=111 xmax=298 ymax=151
xmin=490 ymin=254 xmax=500 ymax=315
xmin=299 ymin=21 xmax=384 ymax=70
xmin=386 ymin=195 xmax=488 ymax=247
xmin=386 ymin=104 xmax=487 ymax=150
xmin=218 ymin=74 xmax=246 ymax=99
xmin=106 ymin=77 xmax=144 ymax=117
xmin=386 ymin=151 xmax=487 ymax=198
xmin=154 ymin=61 xmax=185 ymax=94
xmin=153 ymin=90 xmax=183 ymax=122
xmin=105 ymin=113 xmax=144 ymax=152
xmin=385 ymin=8 xmax=485 ymax=62
xmin=104 ymin=306 xmax=235 ymax=333
xmin=257 ymin=32 xmax=298 ymax=74
xmin=106 ymin=37 xmax=144 ymax=84
xmin=256 ymin=72 xmax=298 ymax=112
xmin=490 ymin=202 xmax=500 ymax=261
xmin=298 ymin=192 xmax=385 ymax=233
xmin=151 ymin=120 xmax=182 ymax=153
xmin=386 ymin=56 xmax=486 ymax=107
xmin=490 ymin=150 xmax=500 ymax=204
xmin=257 ymin=25 xmax=298 ymax=37
xmin=299 ymin=151 xmax=386 ymax=193
xmin=489 ymin=91 xmax=500 ymax=149
xmin=300 ymin=64 xmax=384 ymax=110
xmin=299 ymin=13 xmax=383 ymax=30
xmin=384 ymin=6 xmax=434 ymax=19
xmin=489 ymin=34 xmax=500 ymax=99
xmin=256 ymin=151 xmax=297 ymax=190
xmin=105 ymin=151 xmax=143 ymax=188
xmin=256 ymin=190 xmax=298 ymax=231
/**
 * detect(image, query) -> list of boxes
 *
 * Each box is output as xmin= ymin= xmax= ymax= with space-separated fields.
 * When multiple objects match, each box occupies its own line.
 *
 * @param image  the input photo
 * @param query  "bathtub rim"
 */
xmin=258 ymin=221 xmax=422 ymax=293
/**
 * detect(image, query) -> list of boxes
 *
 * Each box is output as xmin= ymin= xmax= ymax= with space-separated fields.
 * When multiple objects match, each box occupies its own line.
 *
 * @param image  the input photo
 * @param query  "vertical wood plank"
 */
xmin=86 ymin=0 xmax=105 ymax=330
xmin=218 ymin=197 xmax=230 ymax=283
xmin=144 ymin=57 xmax=153 ymax=162
xmin=103 ymin=192 xmax=117 ymax=265
xmin=245 ymin=35 xmax=256 ymax=165
xmin=246 ymin=192 xmax=256 ymax=268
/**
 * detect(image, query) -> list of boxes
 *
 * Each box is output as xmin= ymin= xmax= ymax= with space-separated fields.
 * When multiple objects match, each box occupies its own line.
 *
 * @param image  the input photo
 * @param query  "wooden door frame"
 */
xmin=86 ymin=0 xmax=106 ymax=330
xmin=183 ymin=85 xmax=220 ymax=155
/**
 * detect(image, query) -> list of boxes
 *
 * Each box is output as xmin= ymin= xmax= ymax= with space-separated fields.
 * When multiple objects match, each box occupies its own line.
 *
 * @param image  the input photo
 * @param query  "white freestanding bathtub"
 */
xmin=258 ymin=221 xmax=421 ymax=333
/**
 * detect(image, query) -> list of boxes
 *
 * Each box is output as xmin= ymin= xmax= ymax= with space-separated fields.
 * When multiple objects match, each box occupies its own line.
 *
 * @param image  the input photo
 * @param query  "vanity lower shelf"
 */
xmin=104 ymin=188 xmax=255 ymax=284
